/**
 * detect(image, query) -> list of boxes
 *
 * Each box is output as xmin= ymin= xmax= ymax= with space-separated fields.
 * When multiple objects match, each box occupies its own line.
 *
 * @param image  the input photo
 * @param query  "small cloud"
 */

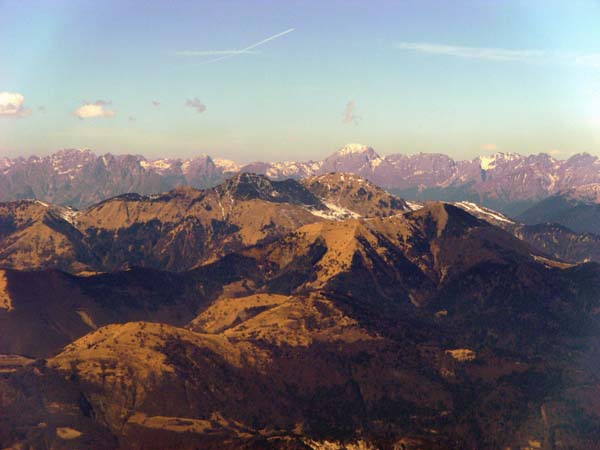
xmin=152 ymin=100 xmax=161 ymax=108
xmin=186 ymin=97 xmax=206 ymax=114
xmin=342 ymin=100 xmax=360 ymax=125
xmin=549 ymin=149 xmax=562 ymax=156
xmin=0 ymin=92 xmax=30 ymax=117
xmin=481 ymin=143 xmax=498 ymax=152
xmin=74 ymin=100 xmax=116 ymax=119
xmin=128 ymin=115 xmax=136 ymax=122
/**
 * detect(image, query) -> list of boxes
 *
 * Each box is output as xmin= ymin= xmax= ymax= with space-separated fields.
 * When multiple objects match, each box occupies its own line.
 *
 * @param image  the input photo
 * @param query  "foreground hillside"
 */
xmin=1 ymin=202 xmax=600 ymax=449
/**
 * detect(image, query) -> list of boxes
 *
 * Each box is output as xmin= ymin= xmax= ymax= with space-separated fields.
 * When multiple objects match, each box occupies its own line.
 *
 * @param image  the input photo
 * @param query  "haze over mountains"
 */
xmin=2 ymin=143 xmax=600 ymax=215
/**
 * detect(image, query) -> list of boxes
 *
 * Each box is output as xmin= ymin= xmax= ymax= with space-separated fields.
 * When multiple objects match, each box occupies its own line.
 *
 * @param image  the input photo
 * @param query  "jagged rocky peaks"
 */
xmin=2 ymin=145 xmax=600 ymax=213
xmin=320 ymin=143 xmax=385 ymax=173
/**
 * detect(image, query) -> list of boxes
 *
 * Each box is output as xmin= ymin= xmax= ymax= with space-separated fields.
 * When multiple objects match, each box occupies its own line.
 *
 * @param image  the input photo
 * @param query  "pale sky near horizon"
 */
xmin=1 ymin=0 xmax=600 ymax=162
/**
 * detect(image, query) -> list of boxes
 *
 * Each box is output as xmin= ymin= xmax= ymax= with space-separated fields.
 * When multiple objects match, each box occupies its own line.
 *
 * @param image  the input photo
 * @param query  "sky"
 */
xmin=1 ymin=0 xmax=600 ymax=162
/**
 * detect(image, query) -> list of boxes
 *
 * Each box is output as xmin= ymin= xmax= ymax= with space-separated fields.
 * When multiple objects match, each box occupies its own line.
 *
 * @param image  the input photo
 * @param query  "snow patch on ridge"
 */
xmin=308 ymin=201 xmax=362 ymax=221
xmin=57 ymin=207 xmax=80 ymax=225
xmin=454 ymin=201 xmax=514 ymax=224
xmin=405 ymin=201 xmax=423 ymax=211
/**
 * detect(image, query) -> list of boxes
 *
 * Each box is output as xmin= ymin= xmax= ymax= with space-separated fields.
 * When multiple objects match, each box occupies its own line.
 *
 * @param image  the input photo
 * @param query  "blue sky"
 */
xmin=1 ymin=0 xmax=600 ymax=161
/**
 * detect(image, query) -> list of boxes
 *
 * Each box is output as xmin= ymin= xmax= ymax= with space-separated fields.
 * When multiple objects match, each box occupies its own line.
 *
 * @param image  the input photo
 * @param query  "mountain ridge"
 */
xmin=2 ymin=144 xmax=600 ymax=213
xmin=0 ymin=173 xmax=411 ymax=273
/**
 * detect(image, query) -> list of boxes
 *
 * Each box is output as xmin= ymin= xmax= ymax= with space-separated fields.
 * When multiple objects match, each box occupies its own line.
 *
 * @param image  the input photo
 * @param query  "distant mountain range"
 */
xmin=2 ymin=144 xmax=600 ymax=214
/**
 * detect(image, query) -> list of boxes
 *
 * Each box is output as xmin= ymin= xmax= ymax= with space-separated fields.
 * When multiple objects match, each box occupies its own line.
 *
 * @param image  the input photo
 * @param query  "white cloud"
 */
xmin=74 ymin=100 xmax=116 ymax=119
xmin=342 ymin=100 xmax=360 ymax=125
xmin=0 ymin=92 xmax=30 ymax=117
xmin=395 ymin=42 xmax=600 ymax=68
xmin=186 ymin=97 xmax=206 ymax=114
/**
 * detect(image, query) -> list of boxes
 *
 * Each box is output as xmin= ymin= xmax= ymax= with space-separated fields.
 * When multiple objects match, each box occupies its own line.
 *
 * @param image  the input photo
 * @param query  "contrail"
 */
xmin=193 ymin=28 xmax=295 ymax=65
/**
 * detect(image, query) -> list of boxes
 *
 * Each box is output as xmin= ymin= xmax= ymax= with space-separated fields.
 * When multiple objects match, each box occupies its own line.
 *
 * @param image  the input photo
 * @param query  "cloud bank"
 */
xmin=74 ymin=100 xmax=116 ymax=119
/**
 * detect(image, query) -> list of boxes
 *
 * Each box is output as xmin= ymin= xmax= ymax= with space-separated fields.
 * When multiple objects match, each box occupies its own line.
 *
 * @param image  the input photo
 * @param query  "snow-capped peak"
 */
xmin=140 ymin=158 xmax=175 ymax=173
xmin=336 ymin=143 xmax=373 ymax=156
xmin=478 ymin=152 xmax=521 ymax=171
xmin=213 ymin=158 xmax=241 ymax=173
